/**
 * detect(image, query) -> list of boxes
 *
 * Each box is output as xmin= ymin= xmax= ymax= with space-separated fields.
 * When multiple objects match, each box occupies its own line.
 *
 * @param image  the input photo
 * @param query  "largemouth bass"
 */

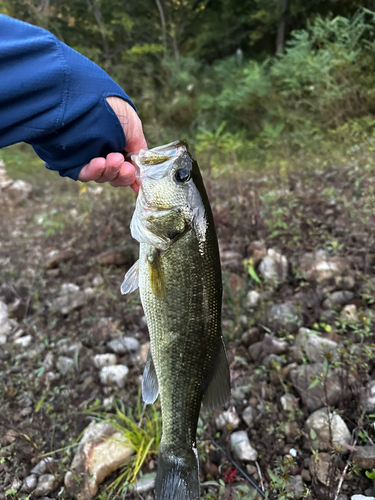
xmin=121 ymin=141 xmax=230 ymax=500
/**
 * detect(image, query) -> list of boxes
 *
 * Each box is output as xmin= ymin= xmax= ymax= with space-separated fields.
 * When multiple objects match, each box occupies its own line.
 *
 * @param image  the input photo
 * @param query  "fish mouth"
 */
xmin=126 ymin=141 xmax=188 ymax=181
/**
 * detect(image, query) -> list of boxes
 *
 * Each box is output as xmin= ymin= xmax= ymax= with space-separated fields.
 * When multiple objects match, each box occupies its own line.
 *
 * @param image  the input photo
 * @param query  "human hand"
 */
xmin=78 ymin=97 xmax=147 ymax=192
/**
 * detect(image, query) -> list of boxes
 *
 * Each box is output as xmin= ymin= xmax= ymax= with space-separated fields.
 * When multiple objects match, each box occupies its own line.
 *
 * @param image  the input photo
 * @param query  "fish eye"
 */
xmin=174 ymin=168 xmax=191 ymax=183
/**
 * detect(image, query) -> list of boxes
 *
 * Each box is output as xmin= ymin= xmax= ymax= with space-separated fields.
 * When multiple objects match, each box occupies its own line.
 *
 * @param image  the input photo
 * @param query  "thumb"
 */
xmin=106 ymin=96 xmax=147 ymax=153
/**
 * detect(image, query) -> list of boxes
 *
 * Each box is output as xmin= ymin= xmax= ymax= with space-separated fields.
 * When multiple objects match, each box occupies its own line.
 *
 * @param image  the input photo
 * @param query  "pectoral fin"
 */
xmin=142 ymin=349 xmax=159 ymax=404
xmin=121 ymin=260 xmax=139 ymax=295
xmin=202 ymin=339 xmax=231 ymax=411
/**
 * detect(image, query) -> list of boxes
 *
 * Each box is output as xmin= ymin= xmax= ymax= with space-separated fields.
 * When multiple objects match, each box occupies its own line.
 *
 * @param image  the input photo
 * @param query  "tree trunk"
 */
xmin=276 ymin=0 xmax=290 ymax=54
xmin=86 ymin=0 xmax=109 ymax=59
xmin=155 ymin=0 xmax=167 ymax=55
xmin=172 ymin=33 xmax=180 ymax=61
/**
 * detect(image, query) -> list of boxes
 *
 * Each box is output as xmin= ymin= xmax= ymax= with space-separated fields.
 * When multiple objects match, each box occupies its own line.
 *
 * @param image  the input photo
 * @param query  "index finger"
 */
xmin=126 ymin=131 xmax=148 ymax=154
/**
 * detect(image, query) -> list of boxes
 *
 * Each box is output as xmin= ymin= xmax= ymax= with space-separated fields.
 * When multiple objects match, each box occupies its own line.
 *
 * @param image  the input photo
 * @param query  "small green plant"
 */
xmin=34 ymin=209 xmax=66 ymax=236
xmin=88 ymin=394 xmax=162 ymax=498
xmin=268 ymin=455 xmax=310 ymax=499
xmin=243 ymin=258 xmax=262 ymax=285
xmin=5 ymin=489 xmax=17 ymax=498
xmin=365 ymin=468 xmax=375 ymax=479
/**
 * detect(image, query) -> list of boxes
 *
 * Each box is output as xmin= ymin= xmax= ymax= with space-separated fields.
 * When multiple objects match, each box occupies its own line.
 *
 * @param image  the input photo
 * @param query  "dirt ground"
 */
xmin=1 ymin=150 xmax=375 ymax=500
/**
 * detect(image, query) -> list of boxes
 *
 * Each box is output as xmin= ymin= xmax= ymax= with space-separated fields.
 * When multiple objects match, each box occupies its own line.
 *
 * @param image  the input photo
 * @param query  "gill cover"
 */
xmin=128 ymin=141 xmax=208 ymax=252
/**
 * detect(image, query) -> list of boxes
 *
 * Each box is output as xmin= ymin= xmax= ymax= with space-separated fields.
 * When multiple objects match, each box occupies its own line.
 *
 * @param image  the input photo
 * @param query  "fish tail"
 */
xmin=155 ymin=444 xmax=200 ymax=500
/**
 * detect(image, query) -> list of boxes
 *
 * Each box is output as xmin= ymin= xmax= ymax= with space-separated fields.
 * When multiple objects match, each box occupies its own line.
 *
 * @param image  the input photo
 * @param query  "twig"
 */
xmin=255 ymin=460 xmax=265 ymax=492
xmin=203 ymin=431 xmax=266 ymax=498
xmin=334 ymin=430 xmax=358 ymax=500
xmin=334 ymin=461 xmax=350 ymax=500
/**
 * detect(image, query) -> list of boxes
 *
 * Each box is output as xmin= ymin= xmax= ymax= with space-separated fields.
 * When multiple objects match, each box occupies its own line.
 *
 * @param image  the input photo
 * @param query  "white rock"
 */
xmin=93 ymin=353 xmax=118 ymax=369
xmin=46 ymin=371 xmax=60 ymax=382
xmin=88 ymin=186 xmax=103 ymax=196
xmin=134 ymin=473 xmax=156 ymax=493
xmin=31 ymin=457 xmax=58 ymax=475
xmin=60 ymin=341 xmax=82 ymax=357
xmin=103 ymin=396 xmax=115 ymax=411
xmin=295 ymin=328 xmax=338 ymax=363
xmin=242 ymin=406 xmax=256 ymax=427
xmin=14 ymin=334 xmax=33 ymax=347
xmin=363 ymin=380 xmax=375 ymax=414
xmin=352 ymin=496 xmax=375 ymax=500
xmin=51 ymin=283 xmax=91 ymax=315
xmin=6 ymin=179 xmax=32 ymax=203
xmin=246 ymin=290 xmax=261 ymax=308
xmin=10 ymin=477 xmax=22 ymax=492
xmin=21 ymin=474 xmax=38 ymax=492
xmin=0 ymin=334 xmax=7 ymax=344
xmin=259 ymin=249 xmax=288 ymax=283
xmin=300 ymin=250 xmax=348 ymax=283
xmin=93 ymin=275 xmax=104 ymax=287
xmin=64 ymin=422 xmax=133 ymax=499
xmin=269 ymin=302 xmax=302 ymax=333
xmin=305 ymin=408 xmax=351 ymax=453
xmin=334 ymin=275 xmax=355 ymax=290
xmin=286 ymin=474 xmax=304 ymax=499
xmin=230 ymin=430 xmax=258 ymax=461
xmin=0 ymin=161 xmax=9 ymax=183
xmin=220 ymin=249 xmax=243 ymax=270
xmin=107 ymin=337 xmax=140 ymax=354
xmin=34 ymin=473 xmax=57 ymax=497
xmin=341 ymin=304 xmax=358 ymax=322
xmin=61 ymin=283 xmax=80 ymax=294
xmin=43 ymin=352 xmax=55 ymax=371
xmin=56 ymin=356 xmax=75 ymax=375
xmin=281 ymin=393 xmax=298 ymax=412
xmin=291 ymin=363 xmax=343 ymax=412
xmin=100 ymin=365 xmax=129 ymax=388
xmin=314 ymin=260 xmax=344 ymax=282
xmin=215 ymin=407 xmax=240 ymax=430
xmin=322 ymin=291 xmax=354 ymax=309
xmin=262 ymin=333 xmax=288 ymax=354
xmin=0 ymin=300 xmax=12 ymax=336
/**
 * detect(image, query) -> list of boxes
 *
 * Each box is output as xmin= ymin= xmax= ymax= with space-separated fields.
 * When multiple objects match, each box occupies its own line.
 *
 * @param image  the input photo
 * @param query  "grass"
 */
xmin=86 ymin=394 xmax=162 ymax=498
xmin=0 ymin=143 xmax=53 ymax=185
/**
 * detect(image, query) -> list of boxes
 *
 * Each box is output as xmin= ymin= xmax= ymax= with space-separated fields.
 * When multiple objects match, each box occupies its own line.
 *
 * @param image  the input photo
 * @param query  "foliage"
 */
xmin=2 ymin=1 xmax=375 ymax=164
xmin=88 ymin=395 xmax=162 ymax=497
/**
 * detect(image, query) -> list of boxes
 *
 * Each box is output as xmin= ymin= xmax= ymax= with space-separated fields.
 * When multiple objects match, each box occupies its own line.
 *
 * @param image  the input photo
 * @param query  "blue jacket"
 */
xmin=0 ymin=14 xmax=135 ymax=180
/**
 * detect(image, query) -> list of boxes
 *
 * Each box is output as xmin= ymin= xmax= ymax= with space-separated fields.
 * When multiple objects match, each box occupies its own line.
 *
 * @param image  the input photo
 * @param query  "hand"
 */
xmin=78 ymin=97 xmax=147 ymax=192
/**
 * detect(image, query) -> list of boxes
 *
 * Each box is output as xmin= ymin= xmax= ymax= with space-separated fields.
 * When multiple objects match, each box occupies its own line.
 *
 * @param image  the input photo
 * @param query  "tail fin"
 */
xmin=155 ymin=444 xmax=200 ymax=500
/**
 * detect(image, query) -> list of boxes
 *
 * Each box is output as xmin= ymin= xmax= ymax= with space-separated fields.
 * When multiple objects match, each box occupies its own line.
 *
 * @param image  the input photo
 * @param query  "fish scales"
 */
xmin=140 ymin=229 xmax=219 ymax=446
xmin=121 ymin=141 xmax=230 ymax=500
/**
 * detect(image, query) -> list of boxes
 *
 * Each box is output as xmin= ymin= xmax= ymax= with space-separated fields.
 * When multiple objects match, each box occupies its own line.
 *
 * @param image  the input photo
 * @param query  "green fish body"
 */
xmin=121 ymin=141 xmax=230 ymax=500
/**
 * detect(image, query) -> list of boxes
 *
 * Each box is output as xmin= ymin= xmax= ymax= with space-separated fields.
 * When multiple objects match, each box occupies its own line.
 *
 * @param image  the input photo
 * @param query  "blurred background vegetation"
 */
xmin=1 ymin=0 xmax=375 ymax=177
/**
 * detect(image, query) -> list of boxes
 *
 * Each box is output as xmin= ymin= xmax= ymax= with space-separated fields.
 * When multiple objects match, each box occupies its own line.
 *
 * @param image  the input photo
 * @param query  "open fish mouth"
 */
xmin=128 ymin=141 xmax=188 ymax=181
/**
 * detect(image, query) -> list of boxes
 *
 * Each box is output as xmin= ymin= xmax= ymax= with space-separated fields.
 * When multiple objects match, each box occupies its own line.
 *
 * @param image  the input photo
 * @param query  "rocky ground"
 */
xmin=1 ymin=152 xmax=375 ymax=500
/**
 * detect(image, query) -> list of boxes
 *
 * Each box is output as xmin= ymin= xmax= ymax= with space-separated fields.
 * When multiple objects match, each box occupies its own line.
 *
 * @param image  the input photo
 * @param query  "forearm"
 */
xmin=0 ymin=14 xmax=134 ymax=180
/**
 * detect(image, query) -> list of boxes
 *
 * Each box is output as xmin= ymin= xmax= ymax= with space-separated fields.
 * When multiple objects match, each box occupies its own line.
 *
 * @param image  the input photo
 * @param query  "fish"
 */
xmin=121 ymin=141 xmax=230 ymax=500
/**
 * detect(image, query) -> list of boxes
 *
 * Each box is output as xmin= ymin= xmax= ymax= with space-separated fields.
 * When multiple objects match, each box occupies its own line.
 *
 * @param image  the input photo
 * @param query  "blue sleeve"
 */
xmin=0 ymin=14 xmax=136 ymax=180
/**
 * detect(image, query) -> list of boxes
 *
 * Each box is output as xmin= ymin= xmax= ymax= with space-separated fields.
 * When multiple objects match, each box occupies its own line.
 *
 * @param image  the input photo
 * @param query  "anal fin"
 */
xmin=202 ymin=339 xmax=231 ymax=411
xmin=142 ymin=348 xmax=159 ymax=404
xmin=121 ymin=259 xmax=139 ymax=295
